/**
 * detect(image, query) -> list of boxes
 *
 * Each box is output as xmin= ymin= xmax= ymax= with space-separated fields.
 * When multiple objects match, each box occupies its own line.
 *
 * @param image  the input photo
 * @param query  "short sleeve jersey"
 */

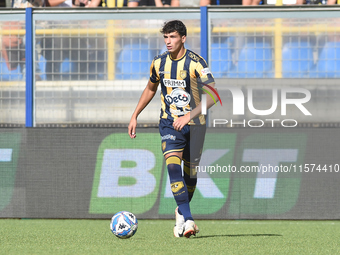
xmin=149 ymin=49 xmax=215 ymax=125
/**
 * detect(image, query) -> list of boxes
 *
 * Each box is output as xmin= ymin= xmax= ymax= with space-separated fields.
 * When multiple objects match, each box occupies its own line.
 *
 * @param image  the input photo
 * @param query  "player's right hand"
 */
xmin=128 ymin=118 xmax=137 ymax=139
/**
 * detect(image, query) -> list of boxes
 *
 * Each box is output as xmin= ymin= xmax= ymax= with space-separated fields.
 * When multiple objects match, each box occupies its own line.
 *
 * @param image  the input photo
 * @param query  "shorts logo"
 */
xmin=161 ymin=134 xmax=176 ymax=141
xmin=180 ymin=70 xmax=187 ymax=79
xmin=165 ymin=89 xmax=191 ymax=108
xmin=171 ymin=181 xmax=184 ymax=193
xmin=162 ymin=141 xmax=166 ymax=151
xmin=164 ymin=79 xmax=186 ymax=88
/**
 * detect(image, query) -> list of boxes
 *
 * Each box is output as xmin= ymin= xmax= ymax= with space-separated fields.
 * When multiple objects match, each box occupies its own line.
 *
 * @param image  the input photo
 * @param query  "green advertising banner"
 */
xmin=89 ymin=133 xmax=163 ymax=214
xmin=1 ymin=128 xmax=339 ymax=219
xmin=89 ymin=131 xmax=308 ymax=217
xmin=158 ymin=133 xmax=237 ymax=215
xmin=0 ymin=133 xmax=21 ymax=211
xmin=228 ymin=133 xmax=307 ymax=216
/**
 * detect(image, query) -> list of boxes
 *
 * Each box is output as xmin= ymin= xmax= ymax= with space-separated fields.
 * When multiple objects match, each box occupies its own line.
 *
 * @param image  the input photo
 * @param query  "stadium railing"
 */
xmin=0 ymin=7 xmax=340 ymax=126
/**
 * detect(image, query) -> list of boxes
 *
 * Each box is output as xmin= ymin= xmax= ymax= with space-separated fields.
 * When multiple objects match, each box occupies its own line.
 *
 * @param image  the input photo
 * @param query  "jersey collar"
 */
xmin=169 ymin=49 xmax=187 ymax=61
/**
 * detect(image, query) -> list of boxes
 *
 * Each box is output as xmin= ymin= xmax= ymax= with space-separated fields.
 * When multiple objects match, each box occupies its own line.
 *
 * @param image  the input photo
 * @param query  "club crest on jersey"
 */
xmin=180 ymin=70 xmax=187 ymax=79
xmin=165 ymin=88 xmax=191 ymax=108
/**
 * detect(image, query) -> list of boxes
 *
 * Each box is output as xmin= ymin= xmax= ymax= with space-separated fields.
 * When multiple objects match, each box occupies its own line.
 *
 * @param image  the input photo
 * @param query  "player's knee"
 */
xmin=165 ymin=151 xmax=182 ymax=160
xmin=166 ymin=155 xmax=181 ymax=172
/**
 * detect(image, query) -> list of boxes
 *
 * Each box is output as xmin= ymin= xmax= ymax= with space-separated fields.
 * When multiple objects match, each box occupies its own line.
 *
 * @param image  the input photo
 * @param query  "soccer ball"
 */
xmin=110 ymin=211 xmax=138 ymax=239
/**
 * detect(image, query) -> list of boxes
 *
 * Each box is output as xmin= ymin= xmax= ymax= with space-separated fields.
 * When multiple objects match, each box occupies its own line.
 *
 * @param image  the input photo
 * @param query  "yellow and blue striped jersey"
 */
xmin=149 ymin=49 xmax=215 ymax=125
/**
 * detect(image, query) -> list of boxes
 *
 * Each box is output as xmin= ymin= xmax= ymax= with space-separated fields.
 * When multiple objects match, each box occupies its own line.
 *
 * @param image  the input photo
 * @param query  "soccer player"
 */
xmin=128 ymin=20 xmax=217 ymax=238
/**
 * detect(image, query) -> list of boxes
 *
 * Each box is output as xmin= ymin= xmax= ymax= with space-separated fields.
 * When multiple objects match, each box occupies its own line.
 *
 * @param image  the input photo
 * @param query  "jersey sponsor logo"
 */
xmin=165 ymin=89 xmax=191 ymax=108
xmin=163 ymin=79 xmax=186 ymax=88
xmin=201 ymin=68 xmax=211 ymax=75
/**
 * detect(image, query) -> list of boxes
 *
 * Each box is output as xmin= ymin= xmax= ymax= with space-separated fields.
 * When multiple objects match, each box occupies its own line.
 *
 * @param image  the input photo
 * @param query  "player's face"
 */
xmin=163 ymin=31 xmax=186 ymax=54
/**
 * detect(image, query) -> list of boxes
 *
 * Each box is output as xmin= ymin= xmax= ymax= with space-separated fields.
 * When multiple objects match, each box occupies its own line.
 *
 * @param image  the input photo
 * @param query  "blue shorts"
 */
xmin=159 ymin=118 xmax=206 ymax=165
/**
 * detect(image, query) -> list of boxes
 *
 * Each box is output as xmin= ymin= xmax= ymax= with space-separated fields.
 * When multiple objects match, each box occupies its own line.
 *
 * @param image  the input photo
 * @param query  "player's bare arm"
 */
xmin=190 ymin=82 xmax=218 ymax=119
xmin=128 ymin=80 xmax=159 ymax=138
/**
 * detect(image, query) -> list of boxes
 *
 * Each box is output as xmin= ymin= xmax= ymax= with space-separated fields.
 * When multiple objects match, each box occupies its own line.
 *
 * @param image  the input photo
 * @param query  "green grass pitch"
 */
xmin=1 ymin=219 xmax=339 ymax=254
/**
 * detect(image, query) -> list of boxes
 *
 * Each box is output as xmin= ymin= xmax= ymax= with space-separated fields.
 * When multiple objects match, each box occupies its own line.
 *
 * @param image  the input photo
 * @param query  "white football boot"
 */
xmin=183 ymin=220 xmax=199 ymax=238
xmin=173 ymin=207 xmax=185 ymax=237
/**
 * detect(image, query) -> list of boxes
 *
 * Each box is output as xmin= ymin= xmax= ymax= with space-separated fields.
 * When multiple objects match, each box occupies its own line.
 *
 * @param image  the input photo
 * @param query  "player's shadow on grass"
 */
xmin=195 ymin=234 xmax=282 ymax=239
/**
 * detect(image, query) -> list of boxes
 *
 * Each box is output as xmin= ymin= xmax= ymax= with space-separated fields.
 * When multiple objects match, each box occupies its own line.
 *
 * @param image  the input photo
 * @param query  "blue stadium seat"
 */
xmin=88 ymin=49 xmax=106 ymax=80
xmin=282 ymin=41 xmax=314 ymax=78
xmin=116 ymin=44 xmax=154 ymax=80
xmin=61 ymin=58 xmax=75 ymax=73
xmin=229 ymin=42 xmax=273 ymax=78
xmin=210 ymin=39 xmax=232 ymax=78
xmin=37 ymin=55 xmax=47 ymax=80
xmin=315 ymin=41 xmax=340 ymax=78
xmin=0 ymin=58 xmax=22 ymax=81
xmin=60 ymin=58 xmax=76 ymax=80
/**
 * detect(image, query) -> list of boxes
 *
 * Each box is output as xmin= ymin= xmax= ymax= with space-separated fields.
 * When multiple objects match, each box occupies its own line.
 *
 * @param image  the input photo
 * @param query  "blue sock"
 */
xmin=178 ymin=203 xmax=193 ymax=221
xmin=166 ymin=156 xmax=193 ymax=221
xmin=183 ymin=163 xmax=197 ymax=202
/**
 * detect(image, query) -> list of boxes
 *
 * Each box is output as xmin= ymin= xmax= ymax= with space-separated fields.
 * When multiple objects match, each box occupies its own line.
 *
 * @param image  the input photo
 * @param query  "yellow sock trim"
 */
xmin=166 ymin=156 xmax=181 ymax=166
xmin=184 ymin=164 xmax=191 ymax=176
xmin=187 ymin=185 xmax=196 ymax=193
xmin=184 ymin=163 xmax=198 ymax=176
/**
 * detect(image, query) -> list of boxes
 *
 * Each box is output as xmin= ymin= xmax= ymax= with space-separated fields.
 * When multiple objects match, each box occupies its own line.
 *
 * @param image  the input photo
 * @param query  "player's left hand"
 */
xmin=128 ymin=117 xmax=137 ymax=139
xmin=173 ymin=114 xmax=190 ymax=131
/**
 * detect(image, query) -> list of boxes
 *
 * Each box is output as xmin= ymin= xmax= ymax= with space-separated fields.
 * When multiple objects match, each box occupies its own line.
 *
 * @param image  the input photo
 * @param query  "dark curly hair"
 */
xmin=160 ymin=20 xmax=187 ymax=37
